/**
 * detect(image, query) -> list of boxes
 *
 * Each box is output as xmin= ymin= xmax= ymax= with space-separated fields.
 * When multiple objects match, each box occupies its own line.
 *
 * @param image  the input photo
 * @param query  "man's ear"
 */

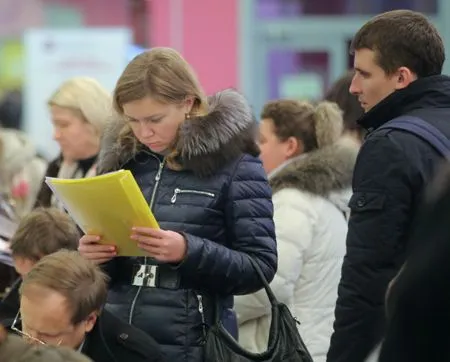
xmin=83 ymin=311 xmax=98 ymax=333
xmin=394 ymin=67 xmax=417 ymax=90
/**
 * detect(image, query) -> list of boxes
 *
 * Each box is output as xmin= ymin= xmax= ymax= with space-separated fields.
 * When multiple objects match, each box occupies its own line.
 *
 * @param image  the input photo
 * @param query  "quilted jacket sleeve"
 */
xmin=234 ymin=188 xmax=314 ymax=323
xmin=178 ymin=154 xmax=277 ymax=296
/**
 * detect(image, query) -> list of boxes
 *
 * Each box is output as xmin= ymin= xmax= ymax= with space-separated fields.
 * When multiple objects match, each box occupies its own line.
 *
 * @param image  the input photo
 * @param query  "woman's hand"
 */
xmin=131 ymin=227 xmax=187 ymax=263
xmin=78 ymin=234 xmax=117 ymax=264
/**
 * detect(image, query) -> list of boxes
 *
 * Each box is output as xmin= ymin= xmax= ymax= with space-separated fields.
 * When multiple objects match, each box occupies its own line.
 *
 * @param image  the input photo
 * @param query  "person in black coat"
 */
xmin=3 ymin=277 xmax=164 ymax=362
xmin=78 ymin=47 xmax=277 ymax=362
xmin=364 ymin=165 xmax=450 ymax=361
xmin=328 ymin=10 xmax=450 ymax=362
xmin=4 ymin=279 xmax=166 ymax=362
xmin=9 ymin=250 xmax=163 ymax=362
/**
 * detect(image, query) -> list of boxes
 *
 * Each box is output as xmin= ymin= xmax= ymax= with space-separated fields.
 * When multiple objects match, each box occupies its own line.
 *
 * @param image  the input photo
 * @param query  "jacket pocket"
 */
xmin=348 ymin=191 xmax=386 ymax=212
xmin=348 ymin=191 xmax=393 ymax=251
xmin=170 ymin=188 xmax=216 ymax=204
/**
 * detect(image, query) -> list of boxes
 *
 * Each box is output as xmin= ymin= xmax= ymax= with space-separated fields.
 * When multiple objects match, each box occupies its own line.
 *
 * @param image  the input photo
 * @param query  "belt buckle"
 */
xmin=131 ymin=264 xmax=158 ymax=287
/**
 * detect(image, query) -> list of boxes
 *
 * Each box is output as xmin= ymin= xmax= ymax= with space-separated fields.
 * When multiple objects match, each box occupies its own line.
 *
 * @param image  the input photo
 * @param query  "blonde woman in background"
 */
xmin=35 ymin=77 xmax=112 ymax=207
xmin=234 ymin=100 xmax=360 ymax=362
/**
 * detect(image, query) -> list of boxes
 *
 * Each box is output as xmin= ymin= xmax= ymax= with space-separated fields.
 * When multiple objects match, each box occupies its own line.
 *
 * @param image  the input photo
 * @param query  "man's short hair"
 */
xmin=19 ymin=250 xmax=108 ymax=325
xmin=351 ymin=9 xmax=445 ymax=77
xmin=10 ymin=207 xmax=80 ymax=261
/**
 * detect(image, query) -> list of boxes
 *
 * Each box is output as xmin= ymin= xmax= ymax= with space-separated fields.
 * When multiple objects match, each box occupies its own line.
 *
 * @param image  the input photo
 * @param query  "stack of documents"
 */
xmin=46 ymin=170 xmax=159 ymax=257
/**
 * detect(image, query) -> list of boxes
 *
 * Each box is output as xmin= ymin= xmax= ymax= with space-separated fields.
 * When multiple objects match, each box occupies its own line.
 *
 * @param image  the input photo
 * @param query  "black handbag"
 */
xmin=204 ymin=259 xmax=314 ymax=362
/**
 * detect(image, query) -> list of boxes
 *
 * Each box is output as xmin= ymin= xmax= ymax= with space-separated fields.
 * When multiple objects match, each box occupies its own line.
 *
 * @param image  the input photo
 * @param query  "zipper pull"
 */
xmin=155 ymin=160 xmax=165 ymax=181
xmin=171 ymin=188 xmax=180 ymax=203
xmin=197 ymin=294 xmax=207 ymax=342
xmin=197 ymin=295 xmax=204 ymax=313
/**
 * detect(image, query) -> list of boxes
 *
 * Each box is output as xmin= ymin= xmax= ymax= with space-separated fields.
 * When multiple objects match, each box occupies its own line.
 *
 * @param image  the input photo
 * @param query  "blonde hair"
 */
xmin=314 ymin=101 xmax=345 ymax=148
xmin=261 ymin=99 xmax=343 ymax=152
xmin=20 ymin=250 xmax=108 ymax=325
xmin=113 ymin=47 xmax=208 ymax=169
xmin=48 ymin=77 xmax=112 ymax=135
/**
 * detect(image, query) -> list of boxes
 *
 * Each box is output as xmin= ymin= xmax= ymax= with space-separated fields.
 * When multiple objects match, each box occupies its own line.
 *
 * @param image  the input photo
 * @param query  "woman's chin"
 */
xmin=145 ymin=143 xmax=168 ymax=154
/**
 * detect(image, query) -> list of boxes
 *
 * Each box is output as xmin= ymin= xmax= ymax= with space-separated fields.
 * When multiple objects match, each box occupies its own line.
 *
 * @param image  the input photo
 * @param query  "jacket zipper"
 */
xmin=171 ymin=188 xmax=215 ymax=204
xmin=196 ymin=294 xmax=207 ymax=342
xmin=128 ymin=158 xmax=165 ymax=324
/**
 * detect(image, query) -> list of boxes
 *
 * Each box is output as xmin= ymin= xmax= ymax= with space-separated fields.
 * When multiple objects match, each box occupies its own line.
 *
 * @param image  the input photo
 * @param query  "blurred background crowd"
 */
xmin=0 ymin=1 xmax=449 ymax=362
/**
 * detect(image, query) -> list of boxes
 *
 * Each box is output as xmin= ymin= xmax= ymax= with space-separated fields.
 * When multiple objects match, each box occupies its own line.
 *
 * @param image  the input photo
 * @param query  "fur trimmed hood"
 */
xmin=270 ymin=136 xmax=360 ymax=197
xmin=97 ymin=89 xmax=259 ymax=176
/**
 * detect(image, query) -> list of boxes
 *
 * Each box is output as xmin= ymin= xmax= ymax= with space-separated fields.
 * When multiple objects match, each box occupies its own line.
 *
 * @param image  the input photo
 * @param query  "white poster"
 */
xmin=23 ymin=28 xmax=132 ymax=160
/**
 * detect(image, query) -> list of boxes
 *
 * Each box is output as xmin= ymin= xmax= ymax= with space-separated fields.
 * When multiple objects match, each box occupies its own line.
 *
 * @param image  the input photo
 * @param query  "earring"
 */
xmin=185 ymin=113 xmax=191 ymax=119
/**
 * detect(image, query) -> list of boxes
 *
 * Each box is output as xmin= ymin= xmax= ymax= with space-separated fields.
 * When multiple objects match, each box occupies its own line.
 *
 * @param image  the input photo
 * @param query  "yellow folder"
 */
xmin=45 ymin=170 xmax=159 ymax=257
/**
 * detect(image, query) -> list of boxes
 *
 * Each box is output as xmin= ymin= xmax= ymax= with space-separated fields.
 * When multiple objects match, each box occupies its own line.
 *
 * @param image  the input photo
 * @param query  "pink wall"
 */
xmin=44 ymin=0 xmax=129 ymax=26
xmin=149 ymin=0 xmax=238 ymax=94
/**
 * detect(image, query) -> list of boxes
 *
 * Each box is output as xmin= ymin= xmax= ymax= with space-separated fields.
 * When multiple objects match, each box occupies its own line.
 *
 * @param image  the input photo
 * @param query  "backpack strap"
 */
xmin=378 ymin=115 xmax=450 ymax=159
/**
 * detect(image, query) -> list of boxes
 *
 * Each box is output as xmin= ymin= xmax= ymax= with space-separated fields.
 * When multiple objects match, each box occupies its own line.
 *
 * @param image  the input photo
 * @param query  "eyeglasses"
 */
xmin=11 ymin=311 xmax=63 ymax=346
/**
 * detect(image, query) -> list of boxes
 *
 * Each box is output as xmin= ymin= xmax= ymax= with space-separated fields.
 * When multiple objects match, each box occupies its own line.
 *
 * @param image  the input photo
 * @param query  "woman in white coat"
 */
xmin=234 ymin=99 xmax=360 ymax=362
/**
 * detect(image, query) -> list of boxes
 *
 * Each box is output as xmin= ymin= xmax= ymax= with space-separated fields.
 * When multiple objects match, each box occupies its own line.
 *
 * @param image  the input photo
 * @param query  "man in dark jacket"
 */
xmin=327 ymin=10 xmax=450 ymax=362
xmin=9 ymin=250 xmax=164 ymax=362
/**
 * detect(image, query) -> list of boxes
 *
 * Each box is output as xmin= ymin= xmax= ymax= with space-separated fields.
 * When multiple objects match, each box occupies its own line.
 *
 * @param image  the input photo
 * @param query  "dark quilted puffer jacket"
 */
xmin=96 ymin=89 xmax=278 ymax=362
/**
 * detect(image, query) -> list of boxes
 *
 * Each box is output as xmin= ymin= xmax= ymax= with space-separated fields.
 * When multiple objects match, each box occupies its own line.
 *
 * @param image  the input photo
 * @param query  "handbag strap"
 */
xmin=213 ymin=257 xmax=278 ymax=324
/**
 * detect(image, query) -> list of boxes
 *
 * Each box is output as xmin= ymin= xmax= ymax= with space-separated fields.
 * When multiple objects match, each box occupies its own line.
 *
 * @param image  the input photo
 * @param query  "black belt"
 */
xmin=117 ymin=262 xmax=181 ymax=289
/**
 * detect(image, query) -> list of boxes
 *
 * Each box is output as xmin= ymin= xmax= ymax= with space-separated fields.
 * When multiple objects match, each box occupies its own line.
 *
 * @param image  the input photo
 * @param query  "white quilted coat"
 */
xmin=234 ymin=137 xmax=360 ymax=362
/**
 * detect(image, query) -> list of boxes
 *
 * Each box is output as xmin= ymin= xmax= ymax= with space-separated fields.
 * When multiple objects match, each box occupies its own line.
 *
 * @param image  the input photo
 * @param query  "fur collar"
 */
xmin=270 ymin=136 xmax=360 ymax=196
xmin=97 ymin=89 xmax=259 ymax=176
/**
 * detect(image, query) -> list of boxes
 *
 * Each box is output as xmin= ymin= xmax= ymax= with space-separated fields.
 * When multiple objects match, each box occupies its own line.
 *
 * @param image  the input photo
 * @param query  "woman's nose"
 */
xmin=140 ymin=122 xmax=155 ymax=137
xmin=53 ymin=128 xmax=61 ymax=141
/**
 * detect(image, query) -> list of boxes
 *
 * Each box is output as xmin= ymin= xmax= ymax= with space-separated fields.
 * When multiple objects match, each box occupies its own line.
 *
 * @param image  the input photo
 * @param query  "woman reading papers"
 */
xmin=78 ymin=48 xmax=277 ymax=362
